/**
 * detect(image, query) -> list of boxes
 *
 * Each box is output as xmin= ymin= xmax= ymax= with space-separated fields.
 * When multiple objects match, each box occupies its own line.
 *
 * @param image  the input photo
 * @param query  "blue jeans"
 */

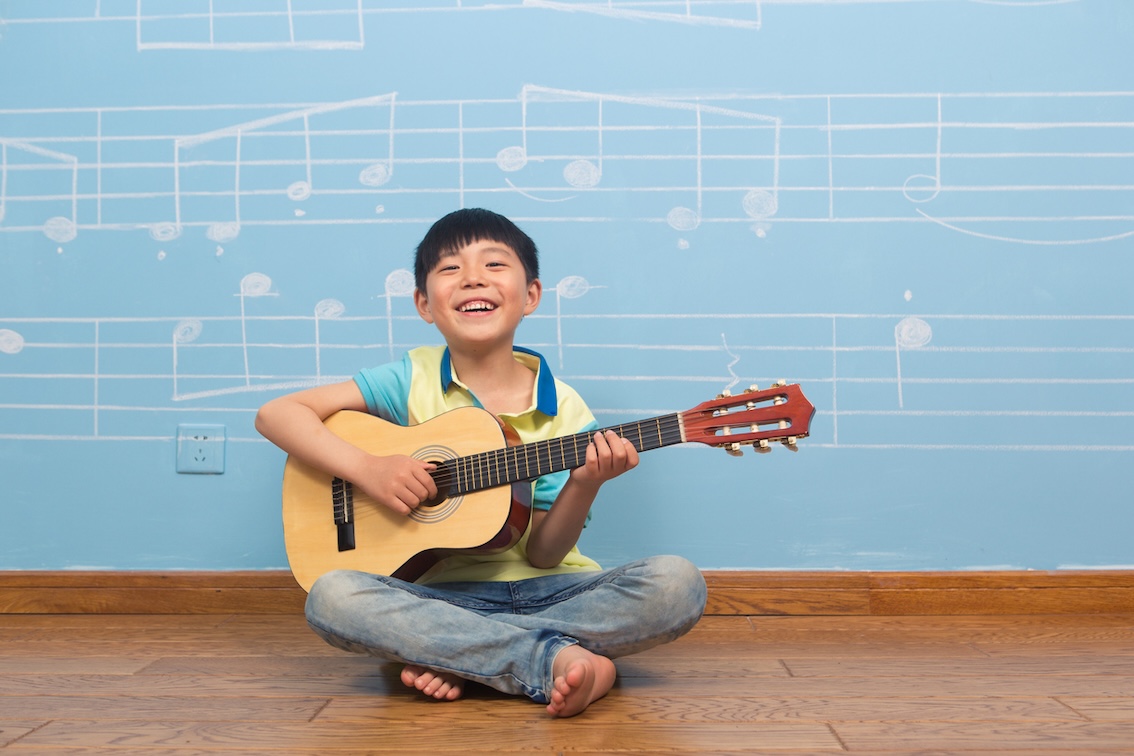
xmin=304 ymin=555 xmax=707 ymax=704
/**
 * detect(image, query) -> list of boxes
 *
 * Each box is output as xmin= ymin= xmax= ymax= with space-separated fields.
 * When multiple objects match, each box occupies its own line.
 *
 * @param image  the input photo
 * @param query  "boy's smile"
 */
xmin=414 ymin=238 xmax=541 ymax=353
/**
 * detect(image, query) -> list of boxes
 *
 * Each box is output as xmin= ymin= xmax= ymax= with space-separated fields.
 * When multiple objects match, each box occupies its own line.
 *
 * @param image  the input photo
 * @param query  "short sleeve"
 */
xmin=353 ymin=355 xmax=413 ymax=426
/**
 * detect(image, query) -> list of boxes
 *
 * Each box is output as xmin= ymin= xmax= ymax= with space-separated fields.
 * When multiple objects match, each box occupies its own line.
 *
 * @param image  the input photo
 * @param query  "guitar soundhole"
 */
xmin=410 ymin=456 xmax=459 ymax=522
xmin=420 ymin=477 xmax=451 ymax=510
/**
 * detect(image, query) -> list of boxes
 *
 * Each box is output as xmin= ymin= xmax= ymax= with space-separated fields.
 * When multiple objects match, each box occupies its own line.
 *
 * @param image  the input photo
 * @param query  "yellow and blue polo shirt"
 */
xmin=353 ymin=345 xmax=602 ymax=584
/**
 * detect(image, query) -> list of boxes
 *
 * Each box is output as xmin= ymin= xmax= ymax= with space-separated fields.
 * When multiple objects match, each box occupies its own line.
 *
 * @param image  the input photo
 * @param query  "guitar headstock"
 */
xmin=680 ymin=382 xmax=815 ymax=456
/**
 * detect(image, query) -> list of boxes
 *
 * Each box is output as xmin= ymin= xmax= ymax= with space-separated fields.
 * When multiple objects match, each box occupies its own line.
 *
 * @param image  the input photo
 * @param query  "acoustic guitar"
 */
xmin=282 ymin=382 xmax=815 ymax=590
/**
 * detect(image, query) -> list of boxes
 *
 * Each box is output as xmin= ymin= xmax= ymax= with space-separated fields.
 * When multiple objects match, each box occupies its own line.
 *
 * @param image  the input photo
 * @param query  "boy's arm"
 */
xmin=255 ymin=381 xmax=437 ymax=515
xmin=525 ymin=430 xmax=638 ymax=569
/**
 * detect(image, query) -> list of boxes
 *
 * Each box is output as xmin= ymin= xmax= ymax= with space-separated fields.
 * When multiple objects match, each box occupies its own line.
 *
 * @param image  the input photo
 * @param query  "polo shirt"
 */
xmin=353 ymin=345 xmax=602 ymax=583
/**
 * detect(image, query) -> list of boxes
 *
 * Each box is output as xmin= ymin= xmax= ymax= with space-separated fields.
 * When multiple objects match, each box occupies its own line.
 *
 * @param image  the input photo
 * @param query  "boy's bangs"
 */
xmin=414 ymin=209 xmax=539 ymax=290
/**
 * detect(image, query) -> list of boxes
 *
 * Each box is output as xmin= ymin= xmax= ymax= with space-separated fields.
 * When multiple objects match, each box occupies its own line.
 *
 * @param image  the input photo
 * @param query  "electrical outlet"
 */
xmin=176 ymin=424 xmax=226 ymax=474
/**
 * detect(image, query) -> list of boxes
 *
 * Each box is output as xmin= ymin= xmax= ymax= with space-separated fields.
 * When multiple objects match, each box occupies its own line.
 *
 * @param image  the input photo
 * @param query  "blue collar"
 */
xmin=439 ymin=346 xmax=558 ymax=417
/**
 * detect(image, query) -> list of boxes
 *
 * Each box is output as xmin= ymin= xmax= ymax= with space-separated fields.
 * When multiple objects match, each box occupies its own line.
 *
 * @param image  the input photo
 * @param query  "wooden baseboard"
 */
xmin=702 ymin=570 xmax=1134 ymax=616
xmin=1 ymin=570 xmax=1132 ymax=615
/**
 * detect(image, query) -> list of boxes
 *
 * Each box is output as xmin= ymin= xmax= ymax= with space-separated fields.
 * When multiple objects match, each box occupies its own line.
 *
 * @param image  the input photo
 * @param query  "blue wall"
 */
xmin=1 ymin=1 xmax=1132 ymax=572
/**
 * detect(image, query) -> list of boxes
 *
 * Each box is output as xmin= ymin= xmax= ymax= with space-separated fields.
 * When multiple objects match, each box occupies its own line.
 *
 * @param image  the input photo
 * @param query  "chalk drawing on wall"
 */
xmin=498 ymin=85 xmax=781 ymax=242
xmin=0 ymin=0 xmax=1086 ymax=48
xmin=1 ymin=0 xmax=762 ymax=40
xmin=2 ymin=89 xmax=1130 ymax=246
xmin=2 ymin=271 xmax=1131 ymax=450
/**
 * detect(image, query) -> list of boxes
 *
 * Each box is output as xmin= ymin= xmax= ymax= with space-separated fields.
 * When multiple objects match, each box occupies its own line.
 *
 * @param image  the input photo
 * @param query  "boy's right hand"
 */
xmin=356 ymin=455 xmax=438 ymax=516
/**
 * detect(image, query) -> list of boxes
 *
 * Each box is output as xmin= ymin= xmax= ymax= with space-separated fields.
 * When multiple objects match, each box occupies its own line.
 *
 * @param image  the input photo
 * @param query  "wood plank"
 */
xmin=135 ymin=655 xmax=397 ymax=676
xmin=12 ymin=720 xmax=843 ymax=752
xmin=613 ymin=656 xmax=789 ymax=677
xmin=782 ymin=655 xmax=1134 ymax=678
xmin=0 ymin=640 xmax=344 ymax=658
xmin=0 ymin=657 xmax=153 ymax=674
xmin=0 ymin=674 xmax=402 ymax=698
xmin=832 ymin=721 xmax=1134 ymax=750
xmin=0 ymin=723 xmax=44 ymax=749
xmin=1057 ymin=697 xmax=1134 ymax=721
xmin=318 ymin=694 xmax=1086 ymax=724
xmin=0 ymin=695 xmax=330 ymax=721
xmin=615 ymin=674 xmax=1134 ymax=697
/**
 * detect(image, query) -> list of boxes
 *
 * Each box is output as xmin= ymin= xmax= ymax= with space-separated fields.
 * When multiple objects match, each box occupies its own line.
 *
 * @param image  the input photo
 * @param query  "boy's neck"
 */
xmin=447 ymin=343 xmax=536 ymax=416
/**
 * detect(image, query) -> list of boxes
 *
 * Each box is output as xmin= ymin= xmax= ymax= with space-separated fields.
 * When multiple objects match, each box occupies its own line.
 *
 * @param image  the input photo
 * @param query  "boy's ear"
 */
xmin=413 ymin=289 xmax=434 ymax=324
xmin=524 ymin=278 xmax=543 ymax=316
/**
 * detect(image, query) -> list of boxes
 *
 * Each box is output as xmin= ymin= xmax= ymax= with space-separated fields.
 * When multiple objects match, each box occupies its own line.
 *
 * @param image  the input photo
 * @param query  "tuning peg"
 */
xmin=782 ymin=437 xmax=799 ymax=452
xmin=754 ymin=439 xmax=771 ymax=454
xmin=717 ymin=389 xmax=733 ymax=399
xmin=746 ymin=384 xmax=760 ymax=393
xmin=774 ymin=379 xmax=787 ymax=387
xmin=724 ymin=442 xmax=743 ymax=457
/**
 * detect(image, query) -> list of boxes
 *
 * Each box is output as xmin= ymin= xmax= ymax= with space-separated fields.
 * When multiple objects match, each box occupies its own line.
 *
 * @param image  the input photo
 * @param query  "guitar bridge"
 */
xmin=331 ymin=477 xmax=356 ymax=552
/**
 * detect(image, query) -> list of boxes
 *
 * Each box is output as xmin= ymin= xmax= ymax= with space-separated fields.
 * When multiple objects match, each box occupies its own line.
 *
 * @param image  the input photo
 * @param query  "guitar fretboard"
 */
xmin=430 ymin=413 xmax=685 ymax=496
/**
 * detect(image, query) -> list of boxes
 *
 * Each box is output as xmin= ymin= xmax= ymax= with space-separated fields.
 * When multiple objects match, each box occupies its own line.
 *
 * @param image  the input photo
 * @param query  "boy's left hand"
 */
xmin=571 ymin=430 xmax=639 ymax=489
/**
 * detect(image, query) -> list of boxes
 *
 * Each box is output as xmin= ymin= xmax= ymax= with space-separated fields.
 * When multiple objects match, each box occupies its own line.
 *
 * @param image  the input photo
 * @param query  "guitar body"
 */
xmin=282 ymin=407 xmax=532 ymax=591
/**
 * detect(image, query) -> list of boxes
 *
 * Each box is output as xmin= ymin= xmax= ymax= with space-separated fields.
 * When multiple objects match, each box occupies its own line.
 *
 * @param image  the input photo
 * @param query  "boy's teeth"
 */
xmin=460 ymin=302 xmax=495 ymax=312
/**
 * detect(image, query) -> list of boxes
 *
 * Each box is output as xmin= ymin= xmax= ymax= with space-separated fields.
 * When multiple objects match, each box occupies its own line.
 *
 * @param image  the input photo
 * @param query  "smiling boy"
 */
xmin=256 ymin=208 xmax=706 ymax=717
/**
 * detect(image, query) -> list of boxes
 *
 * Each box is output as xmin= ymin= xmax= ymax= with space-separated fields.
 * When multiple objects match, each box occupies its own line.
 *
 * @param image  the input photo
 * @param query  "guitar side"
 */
xmin=282 ymin=407 xmax=532 ymax=591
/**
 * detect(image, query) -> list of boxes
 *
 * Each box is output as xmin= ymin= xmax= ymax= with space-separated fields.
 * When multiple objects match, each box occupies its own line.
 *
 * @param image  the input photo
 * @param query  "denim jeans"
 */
xmin=304 ymin=554 xmax=707 ymax=703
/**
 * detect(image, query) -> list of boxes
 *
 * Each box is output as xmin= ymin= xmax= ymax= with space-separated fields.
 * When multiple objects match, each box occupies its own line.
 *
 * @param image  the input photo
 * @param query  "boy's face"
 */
xmin=413 ymin=239 xmax=541 ymax=353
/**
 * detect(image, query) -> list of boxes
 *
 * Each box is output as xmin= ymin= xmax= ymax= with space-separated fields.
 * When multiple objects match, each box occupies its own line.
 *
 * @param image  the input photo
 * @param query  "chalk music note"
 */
xmin=383 ymin=269 xmax=415 ymax=361
xmin=167 ymin=94 xmax=397 ymax=241
xmin=237 ymin=273 xmax=275 ymax=388
xmin=171 ymin=319 xmax=204 ymax=401
xmin=496 ymin=85 xmax=604 ymax=201
xmin=313 ymin=299 xmax=346 ymax=383
xmin=498 ymin=86 xmax=782 ymax=237
xmin=894 ymin=316 xmax=932 ymax=409
xmin=902 ymin=94 xmax=943 ymax=204
xmin=551 ymin=275 xmax=599 ymax=369
xmin=0 ymin=328 xmax=26 ymax=356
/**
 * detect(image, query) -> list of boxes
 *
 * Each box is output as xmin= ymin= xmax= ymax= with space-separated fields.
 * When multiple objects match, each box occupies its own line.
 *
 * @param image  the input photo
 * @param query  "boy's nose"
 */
xmin=460 ymin=270 xmax=486 ymax=287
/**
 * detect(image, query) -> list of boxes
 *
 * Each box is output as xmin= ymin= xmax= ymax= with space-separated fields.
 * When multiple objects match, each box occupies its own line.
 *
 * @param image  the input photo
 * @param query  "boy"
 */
xmin=256 ymin=208 xmax=706 ymax=717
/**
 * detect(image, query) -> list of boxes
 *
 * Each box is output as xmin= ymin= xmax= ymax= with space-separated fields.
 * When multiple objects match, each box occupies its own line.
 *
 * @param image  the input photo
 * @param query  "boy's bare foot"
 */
xmin=546 ymin=645 xmax=616 ymax=717
xmin=401 ymin=664 xmax=465 ymax=701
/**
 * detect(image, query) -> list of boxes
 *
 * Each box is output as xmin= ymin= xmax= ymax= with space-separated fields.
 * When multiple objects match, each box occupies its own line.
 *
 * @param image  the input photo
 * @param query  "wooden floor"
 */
xmin=2 ymin=612 xmax=1133 ymax=754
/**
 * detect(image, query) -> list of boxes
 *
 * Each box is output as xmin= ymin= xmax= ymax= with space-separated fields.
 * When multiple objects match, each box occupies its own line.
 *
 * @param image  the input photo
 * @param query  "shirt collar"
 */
xmin=439 ymin=346 xmax=558 ymax=417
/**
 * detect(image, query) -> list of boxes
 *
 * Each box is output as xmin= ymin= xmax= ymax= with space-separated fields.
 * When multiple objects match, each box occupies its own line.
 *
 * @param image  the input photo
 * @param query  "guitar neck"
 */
xmin=433 ymin=413 xmax=685 ymax=497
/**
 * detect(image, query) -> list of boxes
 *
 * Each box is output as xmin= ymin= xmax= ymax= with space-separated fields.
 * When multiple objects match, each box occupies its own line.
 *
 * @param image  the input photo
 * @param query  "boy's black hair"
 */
xmin=414 ymin=208 xmax=539 ymax=291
